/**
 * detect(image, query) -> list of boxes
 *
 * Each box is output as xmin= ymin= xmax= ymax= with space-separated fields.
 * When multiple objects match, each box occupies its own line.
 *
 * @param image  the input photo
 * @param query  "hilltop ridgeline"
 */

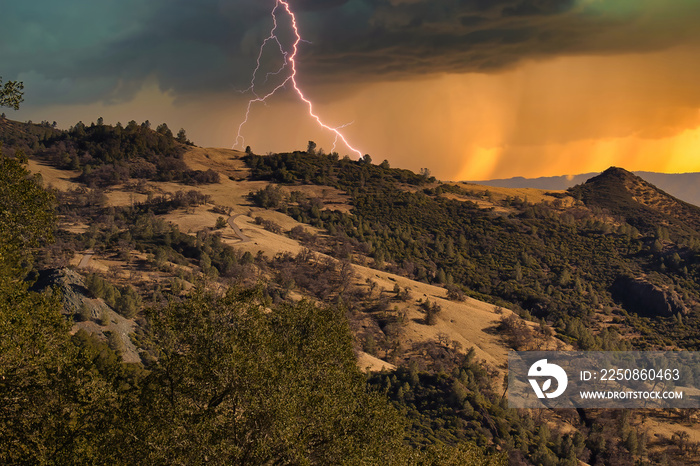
xmin=0 ymin=117 xmax=218 ymax=186
xmin=569 ymin=166 xmax=700 ymax=235
xmin=473 ymin=168 xmax=700 ymax=208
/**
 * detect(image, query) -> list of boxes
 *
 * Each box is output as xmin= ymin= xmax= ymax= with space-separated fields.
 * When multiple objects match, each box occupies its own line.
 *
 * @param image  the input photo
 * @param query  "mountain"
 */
xmin=471 ymin=170 xmax=700 ymax=207
xmin=569 ymin=166 xmax=700 ymax=236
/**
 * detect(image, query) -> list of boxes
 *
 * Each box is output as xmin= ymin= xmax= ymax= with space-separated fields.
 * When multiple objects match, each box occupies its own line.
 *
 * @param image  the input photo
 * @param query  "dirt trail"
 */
xmin=78 ymin=251 xmax=94 ymax=268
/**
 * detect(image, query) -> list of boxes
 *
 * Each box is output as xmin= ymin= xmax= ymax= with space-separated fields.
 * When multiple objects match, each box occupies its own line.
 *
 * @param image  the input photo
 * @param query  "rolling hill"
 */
xmin=3 ymin=116 xmax=700 ymax=464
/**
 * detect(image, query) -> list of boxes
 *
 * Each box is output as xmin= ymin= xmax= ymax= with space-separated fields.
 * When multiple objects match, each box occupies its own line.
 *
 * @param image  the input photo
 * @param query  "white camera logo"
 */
xmin=528 ymin=359 xmax=568 ymax=399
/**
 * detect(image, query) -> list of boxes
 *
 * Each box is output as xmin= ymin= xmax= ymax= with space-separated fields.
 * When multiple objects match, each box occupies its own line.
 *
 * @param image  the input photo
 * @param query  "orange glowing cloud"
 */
xmin=29 ymin=45 xmax=700 ymax=182
xmin=295 ymin=44 xmax=700 ymax=180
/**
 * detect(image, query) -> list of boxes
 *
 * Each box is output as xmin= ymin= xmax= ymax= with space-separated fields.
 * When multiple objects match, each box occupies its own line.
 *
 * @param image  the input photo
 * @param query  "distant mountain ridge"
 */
xmin=469 ymin=170 xmax=700 ymax=207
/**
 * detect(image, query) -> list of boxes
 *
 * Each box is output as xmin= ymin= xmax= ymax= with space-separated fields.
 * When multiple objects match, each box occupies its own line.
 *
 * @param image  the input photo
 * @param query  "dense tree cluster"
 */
xmin=0 ymin=118 xmax=218 ymax=187
xmin=0 ymin=150 xmax=56 ymax=274
xmin=84 ymin=273 xmax=142 ymax=318
xmin=244 ymin=150 xmax=434 ymax=188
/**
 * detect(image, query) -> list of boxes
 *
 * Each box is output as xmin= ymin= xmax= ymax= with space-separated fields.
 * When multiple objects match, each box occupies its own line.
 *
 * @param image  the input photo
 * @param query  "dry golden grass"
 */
xmin=455 ymin=182 xmax=575 ymax=206
xmin=61 ymin=222 xmax=90 ymax=235
xmin=183 ymin=147 xmax=249 ymax=177
xmin=357 ymin=351 xmax=396 ymax=372
xmin=104 ymin=191 xmax=149 ymax=206
xmin=27 ymin=158 xmax=82 ymax=191
xmin=351 ymin=264 xmax=515 ymax=369
xmin=400 ymin=180 xmax=574 ymax=213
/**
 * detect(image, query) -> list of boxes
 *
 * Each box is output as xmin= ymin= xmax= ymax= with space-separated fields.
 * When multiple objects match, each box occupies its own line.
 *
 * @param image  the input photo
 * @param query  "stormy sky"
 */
xmin=4 ymin=0 xmax=700 ymax=180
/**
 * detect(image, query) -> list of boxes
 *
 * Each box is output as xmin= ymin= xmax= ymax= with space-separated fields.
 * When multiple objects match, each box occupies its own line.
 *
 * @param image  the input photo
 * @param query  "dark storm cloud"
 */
xmin=2 ymin=0 xmax=699 ymax=105
xmin=0 ymin=0 xmax=274 ymax=105
xmin=299 ymin=0 xmax=700 ymax=83
xmin=294 ymin=0 xmax=352 ymax=11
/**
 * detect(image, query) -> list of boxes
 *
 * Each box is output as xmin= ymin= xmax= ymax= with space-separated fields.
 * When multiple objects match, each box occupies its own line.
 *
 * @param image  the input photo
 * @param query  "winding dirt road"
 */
xmin=227 ymin=215 xmax=251 ymax=242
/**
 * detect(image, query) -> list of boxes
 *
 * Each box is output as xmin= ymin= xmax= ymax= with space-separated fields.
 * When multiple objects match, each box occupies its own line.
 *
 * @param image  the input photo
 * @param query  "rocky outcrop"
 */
xmin=30 ymin=268 xmax=141 ymax=363
xmin=31 ymin=268 xmax=109 ymax=319
xmin=610 ymin=275 xmax=688 ymax=318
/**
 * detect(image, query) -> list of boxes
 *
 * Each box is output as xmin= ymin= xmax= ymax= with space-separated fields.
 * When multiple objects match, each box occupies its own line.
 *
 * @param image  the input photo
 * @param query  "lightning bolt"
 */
xmin=235 ymin=0 xmax=363 ymax=158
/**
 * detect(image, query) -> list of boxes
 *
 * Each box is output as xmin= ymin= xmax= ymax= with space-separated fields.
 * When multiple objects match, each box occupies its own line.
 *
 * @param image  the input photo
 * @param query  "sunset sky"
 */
xmin=3 ymin=0 xmax=700 ymax=180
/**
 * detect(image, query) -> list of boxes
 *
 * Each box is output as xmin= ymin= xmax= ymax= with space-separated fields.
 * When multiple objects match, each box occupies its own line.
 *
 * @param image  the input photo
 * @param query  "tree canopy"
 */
xmin=0 ymin=77 xmax=23 ymax=110
xmin=0 ymin=149 xmax=55 ymax=275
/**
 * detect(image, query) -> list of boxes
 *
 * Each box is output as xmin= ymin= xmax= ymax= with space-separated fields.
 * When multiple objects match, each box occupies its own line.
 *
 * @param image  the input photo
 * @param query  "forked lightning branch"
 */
xmin=234 ymin=0 xmax=363 ymax=157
